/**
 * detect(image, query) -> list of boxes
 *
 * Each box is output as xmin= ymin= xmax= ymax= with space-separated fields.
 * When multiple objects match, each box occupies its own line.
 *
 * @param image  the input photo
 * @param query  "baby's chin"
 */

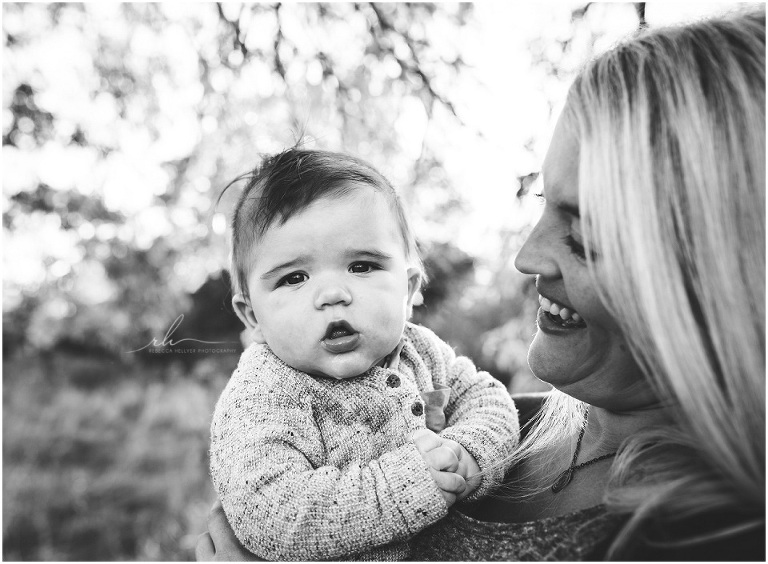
xmin=305 ymin=354 xmax=390 ymax=381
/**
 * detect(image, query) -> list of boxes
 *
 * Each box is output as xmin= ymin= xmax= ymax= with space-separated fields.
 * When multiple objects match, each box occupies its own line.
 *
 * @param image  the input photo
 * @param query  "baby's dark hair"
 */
xmin=227 ymin=147 xmax=423 ymax=299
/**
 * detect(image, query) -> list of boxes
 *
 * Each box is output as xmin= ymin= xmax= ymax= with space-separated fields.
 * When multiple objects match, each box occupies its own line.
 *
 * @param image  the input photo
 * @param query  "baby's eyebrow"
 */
xmin=345 ymin=249 xmax=393 ymax=261
xmin=259 ymin=256 xmax=310 ymax=280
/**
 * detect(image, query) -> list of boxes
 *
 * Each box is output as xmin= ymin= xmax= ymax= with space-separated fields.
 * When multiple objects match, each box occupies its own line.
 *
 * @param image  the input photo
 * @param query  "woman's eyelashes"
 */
xmin=563 ymin=234 xmax=587 ymax=260
xmin=530 ymin=193 xmax=588 ymax=261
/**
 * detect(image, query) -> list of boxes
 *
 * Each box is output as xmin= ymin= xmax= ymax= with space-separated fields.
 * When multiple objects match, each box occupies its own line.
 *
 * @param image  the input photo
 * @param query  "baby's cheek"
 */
xmin=267 ymin=306 xmax=311 ymax=348
xmin=367 ymin=297 xmax=408 ymax=340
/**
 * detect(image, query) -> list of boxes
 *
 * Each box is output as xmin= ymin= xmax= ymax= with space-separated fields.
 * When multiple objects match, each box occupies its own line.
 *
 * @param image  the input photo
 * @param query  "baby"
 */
xmin=209 ymin=147 xmax=519 ymax=561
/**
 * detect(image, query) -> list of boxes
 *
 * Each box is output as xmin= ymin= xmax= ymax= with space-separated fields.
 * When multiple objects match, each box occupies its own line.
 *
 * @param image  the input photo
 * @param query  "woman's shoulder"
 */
xmin=602 ymin=514 xmax=766 ymax=561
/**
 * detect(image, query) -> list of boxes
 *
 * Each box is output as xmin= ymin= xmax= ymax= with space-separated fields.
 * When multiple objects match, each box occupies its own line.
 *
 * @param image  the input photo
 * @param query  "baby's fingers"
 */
xmin=424 ymin=446 xmax=459 ymax=472
xmin=439 ymin=438 xmax=463 ymax=461
xmin=429 ymin=468 xmax=466 ymax=497
xmin=411 ymin=428 xmax=442 ymax=454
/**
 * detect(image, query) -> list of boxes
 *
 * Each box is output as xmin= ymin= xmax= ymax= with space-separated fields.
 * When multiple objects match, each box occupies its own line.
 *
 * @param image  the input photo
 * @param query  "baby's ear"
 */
xmin=232 ymin=293 xmax=266 ymax=344
xmin=405 ymin=267 xmax=423 ymax=317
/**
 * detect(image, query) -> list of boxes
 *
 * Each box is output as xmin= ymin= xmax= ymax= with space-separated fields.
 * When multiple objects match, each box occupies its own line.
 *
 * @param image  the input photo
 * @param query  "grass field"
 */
xmin=3 ymin=351 xmax=237 ymax=561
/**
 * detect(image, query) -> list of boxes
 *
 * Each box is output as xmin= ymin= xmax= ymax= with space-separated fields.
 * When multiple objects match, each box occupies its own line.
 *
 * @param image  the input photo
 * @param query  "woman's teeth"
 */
xmin=539 ymin=295 xmax=582 ymax=323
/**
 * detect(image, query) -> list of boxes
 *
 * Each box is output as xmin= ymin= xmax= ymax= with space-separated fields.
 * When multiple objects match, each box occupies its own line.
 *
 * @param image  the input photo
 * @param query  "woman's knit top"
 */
xmin=411 ymin=504 xmax=621 ymax=561
xmin=209 ymin=322 xmax=519 ymax=561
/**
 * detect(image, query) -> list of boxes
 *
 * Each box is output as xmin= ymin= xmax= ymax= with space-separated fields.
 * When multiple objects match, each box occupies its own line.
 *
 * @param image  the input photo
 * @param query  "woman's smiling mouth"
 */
xmin=538 ymin=294 xmax=587 ymax=330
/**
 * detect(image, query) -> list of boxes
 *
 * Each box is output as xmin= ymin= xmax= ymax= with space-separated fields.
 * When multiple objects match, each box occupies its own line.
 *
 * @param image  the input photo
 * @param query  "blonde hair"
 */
xmin=506 ymin=7 xmax=765 ymax=555
xmin=570 ymin=7 xmax=766 ymax=554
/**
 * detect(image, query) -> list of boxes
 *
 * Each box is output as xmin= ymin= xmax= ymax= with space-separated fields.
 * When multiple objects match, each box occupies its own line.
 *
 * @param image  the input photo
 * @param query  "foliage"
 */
xmin=3 ymin=352 xmax=234 ymax=560
xmin=3 ymin=2 xmax=479 ymax=355
xmin=2 ymin=2 xmax=649 ymax=560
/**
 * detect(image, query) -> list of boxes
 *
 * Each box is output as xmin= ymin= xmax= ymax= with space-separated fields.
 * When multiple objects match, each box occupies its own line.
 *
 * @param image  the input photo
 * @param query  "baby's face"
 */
xmin=239 ymin=185 xmax=419 ymax=380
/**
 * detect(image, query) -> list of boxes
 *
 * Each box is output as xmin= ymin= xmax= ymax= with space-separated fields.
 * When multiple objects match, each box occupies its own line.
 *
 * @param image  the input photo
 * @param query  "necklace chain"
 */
xmin=551 ymin=407 xmax=618 ymax=493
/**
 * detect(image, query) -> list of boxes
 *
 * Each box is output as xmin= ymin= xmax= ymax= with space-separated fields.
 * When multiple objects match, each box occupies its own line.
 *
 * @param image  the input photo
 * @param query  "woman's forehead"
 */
xmin=541 ymin=117 xmax=580 ymax=210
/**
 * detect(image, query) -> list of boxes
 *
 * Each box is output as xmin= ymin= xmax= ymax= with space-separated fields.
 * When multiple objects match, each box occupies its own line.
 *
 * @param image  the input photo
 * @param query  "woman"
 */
xmin=198 ymin=8 xmax=765 ymax=560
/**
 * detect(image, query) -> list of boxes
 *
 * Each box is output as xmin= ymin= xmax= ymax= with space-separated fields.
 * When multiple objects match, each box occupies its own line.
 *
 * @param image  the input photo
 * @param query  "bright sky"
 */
xmin=411 ymin=2 xmax=745 ymax=262
xmin=3 ymin=2 xmax=748 ymax=304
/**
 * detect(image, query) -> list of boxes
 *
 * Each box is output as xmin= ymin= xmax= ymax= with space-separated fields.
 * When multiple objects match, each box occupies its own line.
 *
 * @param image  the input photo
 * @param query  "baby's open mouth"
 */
xmin=321 ymin=321 xmax=360 ymax=353
xmin=324 ymin=320 xmax=355 ymax=340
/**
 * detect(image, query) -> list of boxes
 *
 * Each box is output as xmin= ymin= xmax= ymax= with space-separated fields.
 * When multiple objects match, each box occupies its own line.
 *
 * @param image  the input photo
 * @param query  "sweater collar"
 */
xmin=383 ymin=337 xmax=406 ymax=370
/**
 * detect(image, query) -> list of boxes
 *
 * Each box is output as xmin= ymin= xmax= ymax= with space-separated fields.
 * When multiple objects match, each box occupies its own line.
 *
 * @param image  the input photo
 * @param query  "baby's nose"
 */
xmin=314 ymin=284 xmax=352 ymax=309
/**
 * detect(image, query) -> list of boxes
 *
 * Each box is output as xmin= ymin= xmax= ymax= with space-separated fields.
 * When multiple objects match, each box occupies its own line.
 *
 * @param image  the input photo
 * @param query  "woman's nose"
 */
xmin=314 ymin=283 xmax=352 ymax=309
xmin=514 ymin=218 xmax=561 ymax=278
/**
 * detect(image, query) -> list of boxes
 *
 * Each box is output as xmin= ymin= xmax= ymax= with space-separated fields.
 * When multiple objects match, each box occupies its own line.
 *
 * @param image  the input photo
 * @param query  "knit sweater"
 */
xmin=209 ymin=322 xmax=519 ymax=561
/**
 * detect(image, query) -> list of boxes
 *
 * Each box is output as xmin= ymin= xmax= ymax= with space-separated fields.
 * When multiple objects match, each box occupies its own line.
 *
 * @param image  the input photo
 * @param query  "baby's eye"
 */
xmin=349 ymin=262 xmax=379 ymax=274
xmin=278 ymin=272 xmax=308 ymax=287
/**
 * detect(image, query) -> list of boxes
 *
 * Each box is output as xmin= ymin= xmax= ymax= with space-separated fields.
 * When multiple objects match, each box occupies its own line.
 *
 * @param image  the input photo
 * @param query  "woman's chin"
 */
xmin=526 ymin=331 xmax=590 ymax=387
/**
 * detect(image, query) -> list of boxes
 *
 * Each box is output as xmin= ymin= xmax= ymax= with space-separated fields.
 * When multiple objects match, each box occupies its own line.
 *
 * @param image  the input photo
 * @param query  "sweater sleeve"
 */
xmin=422 ymin=331 xmax=520 ymax=500
xmin=209 ymin=371 xmax=447 ymax=561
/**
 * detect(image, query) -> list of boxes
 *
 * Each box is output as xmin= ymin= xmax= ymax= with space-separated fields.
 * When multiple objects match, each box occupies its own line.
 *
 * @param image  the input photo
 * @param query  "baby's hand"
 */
xmin=411 ymin=428 xmax=466 ymax=507
xmin=438 ymin=437 xmax=482 ymax=501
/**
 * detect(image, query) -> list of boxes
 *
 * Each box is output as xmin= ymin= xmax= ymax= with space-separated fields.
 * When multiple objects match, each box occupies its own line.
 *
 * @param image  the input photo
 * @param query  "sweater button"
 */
xmin=411 ymin=401 xmax=424 ymax=416
xmin=386 ymin=374 xmax=400 ymax=388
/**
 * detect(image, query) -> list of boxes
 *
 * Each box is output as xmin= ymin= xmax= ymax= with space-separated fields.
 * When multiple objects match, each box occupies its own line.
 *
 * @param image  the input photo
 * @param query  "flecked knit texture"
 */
xmin=210 ymin=322 xmax=519 ymax=561
xmin=411 ymin=504 xmax=622 ymax=561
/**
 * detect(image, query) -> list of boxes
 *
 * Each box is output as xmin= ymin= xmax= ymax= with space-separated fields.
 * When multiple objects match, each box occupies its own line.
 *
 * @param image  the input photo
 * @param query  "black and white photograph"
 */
xmin=3 ymin=2 xmax=765 ymax=561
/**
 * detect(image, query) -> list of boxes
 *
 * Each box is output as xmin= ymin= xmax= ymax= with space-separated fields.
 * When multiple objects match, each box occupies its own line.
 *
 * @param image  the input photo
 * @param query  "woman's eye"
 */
xmin=278 ymin=272 xmax=308 ymax=287
xmin=349 ymin=262 xmax=378 ymax=274
xmin=563 ymin=235 xmax=587 ymax=260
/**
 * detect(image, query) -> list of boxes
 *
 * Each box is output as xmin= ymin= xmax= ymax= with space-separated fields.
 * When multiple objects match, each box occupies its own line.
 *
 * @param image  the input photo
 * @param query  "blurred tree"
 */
xmin=3 ymin=2 xmax=476 ymax=359
xmin=3 ymin=0 xmax=644 ymax=373
xmin=3 ymin=2 xmax=659 ymax=560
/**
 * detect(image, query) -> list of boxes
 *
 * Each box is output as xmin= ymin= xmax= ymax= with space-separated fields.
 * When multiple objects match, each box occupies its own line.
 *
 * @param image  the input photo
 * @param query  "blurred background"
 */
xmin=2 ymin=2 xmax=743 ymax=560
